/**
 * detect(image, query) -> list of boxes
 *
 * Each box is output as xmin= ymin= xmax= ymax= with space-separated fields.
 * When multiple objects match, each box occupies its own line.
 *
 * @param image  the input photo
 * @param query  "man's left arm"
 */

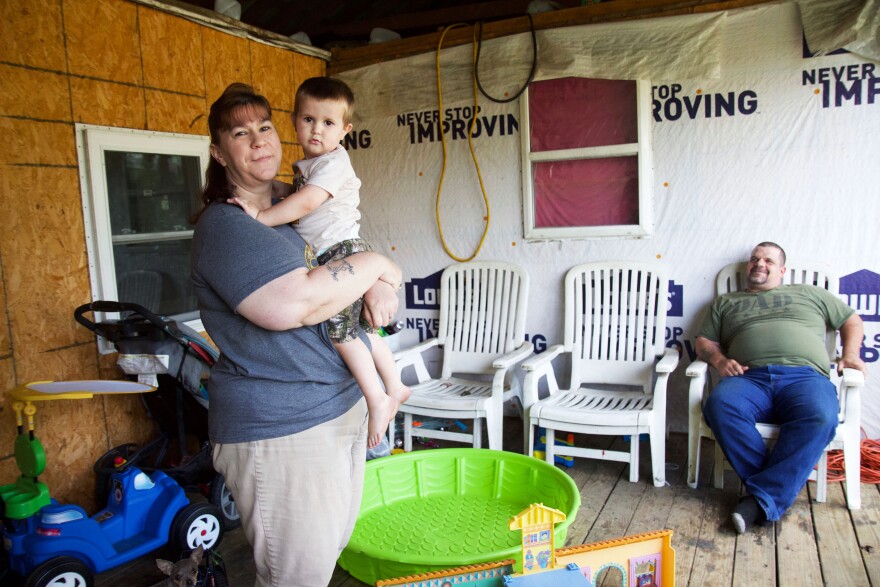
xmin=838 ymin=313 xmax=867 ymax=376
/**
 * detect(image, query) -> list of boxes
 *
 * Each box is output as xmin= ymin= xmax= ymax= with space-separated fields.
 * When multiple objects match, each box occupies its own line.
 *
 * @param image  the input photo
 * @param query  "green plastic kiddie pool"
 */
xmin=338 ymin=448 xmax=581 ymax=584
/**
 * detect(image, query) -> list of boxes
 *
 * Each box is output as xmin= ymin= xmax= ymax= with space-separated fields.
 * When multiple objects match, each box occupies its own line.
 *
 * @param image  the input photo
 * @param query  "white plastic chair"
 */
xmin=390 ymin=261 xmax=532 ymax=451
xmin=522 ymin=263 xmax=679 ymax=487
xmin=686 ymin=262 xmax=865 ymax=509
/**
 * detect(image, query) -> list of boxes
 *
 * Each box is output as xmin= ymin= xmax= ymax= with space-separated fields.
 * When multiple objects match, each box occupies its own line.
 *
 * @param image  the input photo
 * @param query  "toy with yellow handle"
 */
xmin=1 ymin=380 xmax=155 ymax=519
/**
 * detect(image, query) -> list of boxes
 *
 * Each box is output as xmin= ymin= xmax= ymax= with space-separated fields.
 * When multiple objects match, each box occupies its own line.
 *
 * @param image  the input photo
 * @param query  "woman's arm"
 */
xmin=236 ymin=251 xmax=401 ymax=330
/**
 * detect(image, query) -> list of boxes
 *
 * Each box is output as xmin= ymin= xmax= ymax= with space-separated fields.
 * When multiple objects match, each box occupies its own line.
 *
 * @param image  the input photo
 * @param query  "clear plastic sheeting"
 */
xmin=338 ymin=11 xmax=725 ymax=120
xmin=341 ymin=2 xmax=880 ymax=437
xmin=798 ymin=0 xmax=880 ymax=61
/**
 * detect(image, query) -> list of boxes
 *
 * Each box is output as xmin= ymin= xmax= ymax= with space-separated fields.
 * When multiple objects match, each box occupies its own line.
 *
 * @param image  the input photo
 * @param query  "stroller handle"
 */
xmin=74 ymin=301 xmax=176 ymax=339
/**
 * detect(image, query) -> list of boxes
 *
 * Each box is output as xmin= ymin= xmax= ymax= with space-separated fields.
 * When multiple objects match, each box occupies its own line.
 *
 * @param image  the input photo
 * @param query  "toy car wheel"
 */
xmin=25 ymin=556 xmax=94 ymax=587
xmin=170 ymin=502 xmax=224 ymax=553
xmin=209 ymin=473 xmax=240 ymax=530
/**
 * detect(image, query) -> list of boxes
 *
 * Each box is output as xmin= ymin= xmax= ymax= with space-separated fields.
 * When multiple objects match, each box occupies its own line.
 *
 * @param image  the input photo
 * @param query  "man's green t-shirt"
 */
xmin=697 ymin=284 xmax=854 ymax=376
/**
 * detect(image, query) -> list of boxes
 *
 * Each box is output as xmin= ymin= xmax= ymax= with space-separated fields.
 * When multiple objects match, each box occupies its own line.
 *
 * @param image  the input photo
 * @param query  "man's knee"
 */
xmin=810 ymin=405 xmax=839 ymax=430
xmin=703 ymin=380 xmax=755 ymax=425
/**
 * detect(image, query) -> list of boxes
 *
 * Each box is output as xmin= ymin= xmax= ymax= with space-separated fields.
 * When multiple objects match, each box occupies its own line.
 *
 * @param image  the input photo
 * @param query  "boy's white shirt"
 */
xmin=293 ymin=145 xmax=362 ymax=254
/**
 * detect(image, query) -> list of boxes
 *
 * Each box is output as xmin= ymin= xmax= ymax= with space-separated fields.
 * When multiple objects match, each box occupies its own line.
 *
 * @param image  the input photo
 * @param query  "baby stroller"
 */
xmin=74 ymin=301 xmax=240 ymax=530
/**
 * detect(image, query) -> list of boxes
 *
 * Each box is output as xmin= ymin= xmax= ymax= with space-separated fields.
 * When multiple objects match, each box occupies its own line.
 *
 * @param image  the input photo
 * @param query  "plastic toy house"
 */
xmin=508 ymin=503 xmax=567 ymax=574
xmin=554 ymin=529 xmax=674 ymax=587
xmin=377 ymin=503 xmax=675 ymax=587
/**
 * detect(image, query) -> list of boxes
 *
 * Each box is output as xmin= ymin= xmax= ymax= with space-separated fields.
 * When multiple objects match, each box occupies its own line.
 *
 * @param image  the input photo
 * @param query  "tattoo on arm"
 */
xmin=327 ymin=259 xmax=355 ymax=282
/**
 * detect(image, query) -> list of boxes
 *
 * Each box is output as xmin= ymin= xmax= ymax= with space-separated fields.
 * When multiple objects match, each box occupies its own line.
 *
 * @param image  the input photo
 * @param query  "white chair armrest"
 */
xmin=393 ymin=338 xmax=440 ymax=384
xmin=686 ymin=360 xmax=711 ymax=413
xmin=392 ymin=337 xmax=439 ymax=363
xmin=492 ymin=341 xmax=534 ymax=369
xmin=841 ymin=367 xmax=865 ymax=388
xmin=685 ymin=359 xmax=709 ymax=378
xmin=521 ymin=345 xmax=565 ymax=408
xmin=655 ymin=348 xmax=680 ymax=373
xmin=837 ymin=367 xmax=864 ymax=424
xmin=521 ymin=344 xmax=565 ymax=371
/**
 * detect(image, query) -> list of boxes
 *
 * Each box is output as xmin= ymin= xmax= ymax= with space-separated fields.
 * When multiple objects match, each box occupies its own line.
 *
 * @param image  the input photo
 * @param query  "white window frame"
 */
xmin=75 ymin=124 xmax=210 ymax=352
xmin=520 ymin=79 xmax=654 ymax=240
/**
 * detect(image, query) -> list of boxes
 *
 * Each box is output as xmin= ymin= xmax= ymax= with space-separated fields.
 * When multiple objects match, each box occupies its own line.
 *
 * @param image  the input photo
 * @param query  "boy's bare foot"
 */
xmin=385 ymin=385 xmax=411 ymax=423
xmin=367 ymin=393 xmax=396 ymax=449
xmin=388 ymin=384 xmax=411 ymax=405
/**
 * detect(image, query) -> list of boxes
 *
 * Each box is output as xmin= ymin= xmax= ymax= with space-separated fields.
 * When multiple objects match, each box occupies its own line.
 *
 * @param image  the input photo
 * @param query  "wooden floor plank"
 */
xmin=668 ymin=429 xmax=727 ymax=587
xmin=565 ymin=458 xmax=626 ymax=545
xmin=667 ymin=485 xmax=712 ymax=587
xmin=686 ymin=480 xmax=739 ymax=587
xmin=851 ymin=483 xmax=880 ymax=586
xmin=732 ymin=514 xmax=777 ymax=586
xmin=584 ymin=468 xmax=647 ymax=544
xmin=71 ymin=431 xmax=880 ymax=587
xmin=812 ymin=481 xmax=871 ymax=586
xmin=776 ymin=485 xmax=823 ymax=586
xmin=625 ymin=433 xmax=687 ymax=536
xmin=560 ymin=435 xmax=626 ymax=546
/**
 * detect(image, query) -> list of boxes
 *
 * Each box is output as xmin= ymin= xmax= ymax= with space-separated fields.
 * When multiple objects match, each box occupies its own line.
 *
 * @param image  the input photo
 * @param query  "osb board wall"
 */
xmin=0 ymin=0 xmax=325 ymax=508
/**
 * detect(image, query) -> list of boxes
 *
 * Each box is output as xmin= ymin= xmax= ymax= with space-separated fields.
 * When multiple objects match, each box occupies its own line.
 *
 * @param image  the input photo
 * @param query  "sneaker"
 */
xmin=731 ymin=495 xmax=765 ymax=534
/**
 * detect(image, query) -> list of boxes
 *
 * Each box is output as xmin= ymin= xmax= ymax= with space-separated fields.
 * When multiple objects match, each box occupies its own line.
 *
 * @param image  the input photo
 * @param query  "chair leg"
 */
xmin=687 ymin=431 xmax=702 ymax=489
xmin=713 ymin=441 xmax=725 ymax=489
xmin=485 ymin=405 xmax=502 ymax=450
xmin=526 ymin=418 xmax=536 ymax=457
xmin=404 ymin=412 xmax=413 ymax=452
xmin=629 ymin=434 xmax=640 ymax=483
xmin=387 ymin=416 xmax=396 ymax=452
xmin=545 ymin=429 xmax=555 ymax=464
xmin=650 ymin=427 xmax=666 ymax=487
xmin=473 ymin=418 xmax=483 ymax=449
xmin=815 ymin=451 xmax=828 ymax=503
xmin=843 ymin=441 xmax=861 ymax=510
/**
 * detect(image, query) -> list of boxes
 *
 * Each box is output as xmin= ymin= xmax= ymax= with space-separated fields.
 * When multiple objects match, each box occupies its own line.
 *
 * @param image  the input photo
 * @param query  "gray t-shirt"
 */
xmin=191 ymin=202 xmax=362 ymax=443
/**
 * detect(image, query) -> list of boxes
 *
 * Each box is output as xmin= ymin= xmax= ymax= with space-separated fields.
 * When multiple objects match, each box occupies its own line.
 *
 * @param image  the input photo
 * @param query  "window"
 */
xmin=520 ymin=77 xmax=653 ymax=240
xmin=76 ymin=125 xmax=209 ymax=350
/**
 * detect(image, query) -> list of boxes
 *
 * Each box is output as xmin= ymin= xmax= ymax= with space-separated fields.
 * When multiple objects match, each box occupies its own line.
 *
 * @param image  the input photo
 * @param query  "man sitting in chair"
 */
xmin=695 ymin=241 xmax=867 ymax=534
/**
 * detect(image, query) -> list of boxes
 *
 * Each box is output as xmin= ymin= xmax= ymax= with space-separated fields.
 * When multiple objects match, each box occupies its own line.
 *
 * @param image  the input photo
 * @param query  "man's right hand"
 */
xmin=696 ymin=336 xmax=749 ymax=377
xmin=715 ymin=358 xmax=750 ymax=377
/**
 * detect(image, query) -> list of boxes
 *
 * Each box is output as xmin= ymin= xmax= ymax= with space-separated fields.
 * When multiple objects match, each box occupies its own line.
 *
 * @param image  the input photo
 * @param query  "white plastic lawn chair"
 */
xmin=686 ymin=262 xmax=865 ymax=509
xmin=390 ymin=261 xmax=532 ymax=451
xmin=522 ymin=262 xmax=679 ymax=487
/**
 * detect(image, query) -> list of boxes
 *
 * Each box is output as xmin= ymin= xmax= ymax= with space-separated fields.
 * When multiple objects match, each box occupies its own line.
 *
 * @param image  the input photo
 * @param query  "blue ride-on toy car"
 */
xmin=0 ymin=380 xmax=224 ymax=587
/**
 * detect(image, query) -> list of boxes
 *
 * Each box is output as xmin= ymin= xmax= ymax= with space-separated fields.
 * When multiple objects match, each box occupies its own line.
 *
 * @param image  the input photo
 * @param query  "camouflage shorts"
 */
xmin=318 ymin=238 xmax=376 ymax=343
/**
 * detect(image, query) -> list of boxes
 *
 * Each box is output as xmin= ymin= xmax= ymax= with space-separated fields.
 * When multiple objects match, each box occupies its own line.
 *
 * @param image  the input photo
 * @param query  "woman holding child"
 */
xmin=190 ymin=82 xmax=401 ymax=586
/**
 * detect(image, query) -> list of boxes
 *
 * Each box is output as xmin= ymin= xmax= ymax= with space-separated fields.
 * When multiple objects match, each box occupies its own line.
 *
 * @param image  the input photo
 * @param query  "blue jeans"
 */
xmin=703 ymin=365 xmax=839 ymax=521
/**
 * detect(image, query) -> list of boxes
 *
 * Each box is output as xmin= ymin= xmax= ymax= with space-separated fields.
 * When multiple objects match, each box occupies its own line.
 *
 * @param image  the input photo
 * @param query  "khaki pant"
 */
xmin=213 ymin=399 xmax=367 ymax=586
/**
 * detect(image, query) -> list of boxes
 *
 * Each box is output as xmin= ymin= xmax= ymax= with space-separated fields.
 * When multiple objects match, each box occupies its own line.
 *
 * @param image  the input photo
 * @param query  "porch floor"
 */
xmin=93 ymin=421 xmax=880 ymax=587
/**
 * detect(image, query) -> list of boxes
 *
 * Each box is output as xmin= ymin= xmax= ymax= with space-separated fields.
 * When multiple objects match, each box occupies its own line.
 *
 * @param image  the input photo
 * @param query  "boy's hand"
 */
xmin=227 ymin=196 xmax=260 ymax=220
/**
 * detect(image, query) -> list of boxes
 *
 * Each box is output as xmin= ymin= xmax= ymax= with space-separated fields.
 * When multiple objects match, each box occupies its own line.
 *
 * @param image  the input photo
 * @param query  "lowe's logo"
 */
xmin=668 ymin=281 xmax=683 ymax=317
xmin=405 ymin=270 xmax=442 ymax=310
xmin=839 ymin=269 xmax=880 ymax=322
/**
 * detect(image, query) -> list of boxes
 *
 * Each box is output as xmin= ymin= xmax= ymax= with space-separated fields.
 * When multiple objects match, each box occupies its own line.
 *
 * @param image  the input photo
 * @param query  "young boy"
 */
xmin=229 ymin=77 xmax=410 ymax=448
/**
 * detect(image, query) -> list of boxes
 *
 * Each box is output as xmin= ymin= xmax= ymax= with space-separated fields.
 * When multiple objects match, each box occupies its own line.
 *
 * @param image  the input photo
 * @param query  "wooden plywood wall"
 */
xmin=0 ymin=0 xmax=325 ymax=507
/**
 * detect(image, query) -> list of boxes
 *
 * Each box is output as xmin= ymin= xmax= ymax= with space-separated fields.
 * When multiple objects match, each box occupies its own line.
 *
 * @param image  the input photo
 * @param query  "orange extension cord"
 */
xmin=821 ymin=429 xmax=880 ymax=483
